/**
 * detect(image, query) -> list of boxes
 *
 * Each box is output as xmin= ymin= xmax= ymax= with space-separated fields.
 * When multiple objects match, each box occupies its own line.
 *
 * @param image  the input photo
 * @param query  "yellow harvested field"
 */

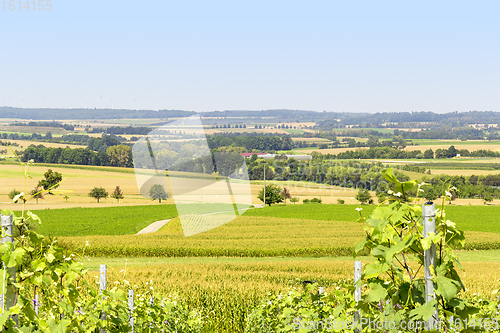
xmin=0 ymin=164 xmax=150 ymax=209
xmin=295 ymin=147 xmax=369 ymax=154
xmin=405 ymin=144 xmax=500 ymax=153
xmin=429 ymin=169 xmax=500 ymax=176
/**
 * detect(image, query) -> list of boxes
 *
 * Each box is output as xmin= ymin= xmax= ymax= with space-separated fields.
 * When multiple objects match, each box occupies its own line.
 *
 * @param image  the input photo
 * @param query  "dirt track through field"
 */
xmin=137 ymin=219 xmax=171 ymax=234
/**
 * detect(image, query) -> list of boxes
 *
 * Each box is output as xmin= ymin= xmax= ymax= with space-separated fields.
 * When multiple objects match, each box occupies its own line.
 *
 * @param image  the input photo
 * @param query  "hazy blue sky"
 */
xmin=1 ymin=1 xmax=499 ymax=113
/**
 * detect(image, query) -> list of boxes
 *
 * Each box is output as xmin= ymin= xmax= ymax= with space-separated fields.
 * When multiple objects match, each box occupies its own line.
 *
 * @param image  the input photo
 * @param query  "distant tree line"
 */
xmin=87 ymin=126 xmax=152 ymax=135
xmin=313 ymin=146 xmax=500 ymax=160
xmin=212 ymin=124 xmax=247 ymax=129
xmin=9 ymin=121 xmax=75 ymax=131
xmin=394 ymin=128 xmax=486 ymax=140
xmin=0 ymin=132 xmax=96 ymax=145
xmin=21 ymin=144 xmax=132 ymax=167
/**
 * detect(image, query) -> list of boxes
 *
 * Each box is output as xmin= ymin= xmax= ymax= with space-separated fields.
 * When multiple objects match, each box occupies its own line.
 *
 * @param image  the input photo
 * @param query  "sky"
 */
xmin=0 ymin=0 xmax=499 ymax=113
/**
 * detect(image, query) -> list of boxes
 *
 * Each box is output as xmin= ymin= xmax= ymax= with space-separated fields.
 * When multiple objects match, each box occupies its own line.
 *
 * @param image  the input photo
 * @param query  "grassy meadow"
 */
xmin=27 ymin=205 xmax=178 ymax=236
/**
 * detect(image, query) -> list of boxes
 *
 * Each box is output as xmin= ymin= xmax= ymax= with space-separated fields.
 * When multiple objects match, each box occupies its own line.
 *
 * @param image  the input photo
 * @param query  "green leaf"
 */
xmin=363 ymin=262 xmax=390 ymax=278
xmin=354 ymin=239 xmax=367 ymax=256
xmin=371 ymin=245 xmax=389 ymax=260
xmin=46 ymin=253 xmax=56 ymax=263
xmin=386 ymin=236 xmax=414 ymax=262
xmin=26 ymin=211 xmax=41 ymax=224
xmin=394 ymin=180 xmax=417 ymax=194
xmin=382 ymin=168 xmax=399 ymax=184
xmin=421 ymin=232 xmax=442 ymax=251
xmin=0 ymin=311 xmax=9 ymax=327
xmin=409 ymin=299 xmax=437 ymax=321
xmin=0 ymin=210 xmax=12 ymax=216
xmin=435 ymin=264 xmax=462 ymax=300
xmin=364 ymin=283 xmax=388 ymax=302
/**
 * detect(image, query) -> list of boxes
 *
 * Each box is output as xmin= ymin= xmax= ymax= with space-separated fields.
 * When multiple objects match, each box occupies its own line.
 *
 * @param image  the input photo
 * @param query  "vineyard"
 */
xmin=4 ymin=159 xmax=500 ymax=331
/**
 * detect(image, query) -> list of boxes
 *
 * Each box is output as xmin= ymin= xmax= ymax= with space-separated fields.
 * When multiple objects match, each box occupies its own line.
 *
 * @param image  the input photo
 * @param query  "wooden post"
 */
xmin=0 ymin=214 xmax=17 ymax=326
xmin=422 ymin=203 xmax=438 ymax=330
xmin=99 ymin=264 xmax=107 ymax=332
xmin=128 ymin=290 xmax=134 ymax=333
xmin=354 ymin=261 xmax=362 ymax=331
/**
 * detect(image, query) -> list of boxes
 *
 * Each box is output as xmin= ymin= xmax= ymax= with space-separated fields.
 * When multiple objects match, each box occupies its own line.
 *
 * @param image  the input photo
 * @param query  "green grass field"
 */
xmin=245 ymin=204 xmax=500 ymax=234
xmin=283 ymin=129 xmax=305 ymax=134
xmin=31 ymin=203 xmax=500 ymax=258
xmin=15 ymin=203 xmax=500 ymax=241
xmin=25 ymin=205 xmax=178 ymax=236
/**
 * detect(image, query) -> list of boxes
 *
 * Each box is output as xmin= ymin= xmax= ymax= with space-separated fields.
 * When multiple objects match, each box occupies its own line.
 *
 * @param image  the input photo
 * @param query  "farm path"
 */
xmin=137 ymin=219 xmax=171 ymax=234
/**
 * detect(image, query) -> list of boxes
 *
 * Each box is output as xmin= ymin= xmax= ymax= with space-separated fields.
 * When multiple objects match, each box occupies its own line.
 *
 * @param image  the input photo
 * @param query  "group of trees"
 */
xmin=88 ymin=184 xmax=169 ymax=203
xmin=21 ymin=144 xmax=133 ymax=167
xmin=9 ymin=169 xmax=62 ymax=204
xmin=88 ymin=186 xmax=124 ymax=203
xmin=10 ymin=121 xmax=75 ymax=131
xmin=248 ymin=155 xmax=500 ymax=203
xmin=207 ymin=135 xmax=293 ymax=152
xmin=87 ymin=135 xmax=125 ymax=152
xmin=87 ymin=126 xmax=152 ymax=135
xmin=0 ymin=132 xmax=92 ymax=146
xmin=311 ymin=145 xmax=500 ymax=160
xmin=212 ymin=124 xmax=247 ymax=129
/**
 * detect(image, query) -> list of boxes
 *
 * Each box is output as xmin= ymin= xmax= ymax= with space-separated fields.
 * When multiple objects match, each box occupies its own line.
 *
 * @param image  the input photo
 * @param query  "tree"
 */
xmin=38 ymin=169 xmax=62 ymax=194
xmin=89 ymin=187 xmax=108 ymax=203
xmin=447 ymin=145 xmax=458 ymax=158
xmin=111 ymin=186 xmax=124 ymax=203
xmin=422 ymin=187 xmax=438 ymax=201
xmin=258 ymin=184 xmax=284 ymax=206
xmin=149 ymin=184 xmax=169 ymax=203
xmin=30 ymin=186 xmax=44 ymax=204
xmin=484 ymin=195 xmax=493 ymax=205
xmin=355 ymin=189 xmax=371 ymax=204
xmin=107 ymin=145 xmax=131 ymax=167
xmin=280 ymin=187 xmax=291 ymax=204
xmin=377 ymin=193 xmax=386 ymax=204
xmin=423 ymin=149 xmax=434 ymax=159
xmin=63 ymin=195 xmax=69 ymax=202
xmin=290 ymin=197 xmax=299 ymax=204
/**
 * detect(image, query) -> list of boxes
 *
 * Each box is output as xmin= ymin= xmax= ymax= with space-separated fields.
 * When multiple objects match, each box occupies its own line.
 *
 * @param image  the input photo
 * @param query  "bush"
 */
xmin=337 ymin=199 xmax=345 ymax=204
xmin=302 ymin=199 xmax=310 ymax=203
xmin=8 ymin=189 xmax=21 ymax=201
xmin=310 ymin=198 xmax=322 ymax=204
xmin=355 ymin=189 xmax=371 ymax=204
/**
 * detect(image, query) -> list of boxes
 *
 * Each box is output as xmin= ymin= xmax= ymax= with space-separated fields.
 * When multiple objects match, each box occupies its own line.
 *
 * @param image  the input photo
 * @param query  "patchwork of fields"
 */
xmin=23 ymin=204 xmax=500 ymax=258
xmin=4 ymin=120 xmax=500 ymax=331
